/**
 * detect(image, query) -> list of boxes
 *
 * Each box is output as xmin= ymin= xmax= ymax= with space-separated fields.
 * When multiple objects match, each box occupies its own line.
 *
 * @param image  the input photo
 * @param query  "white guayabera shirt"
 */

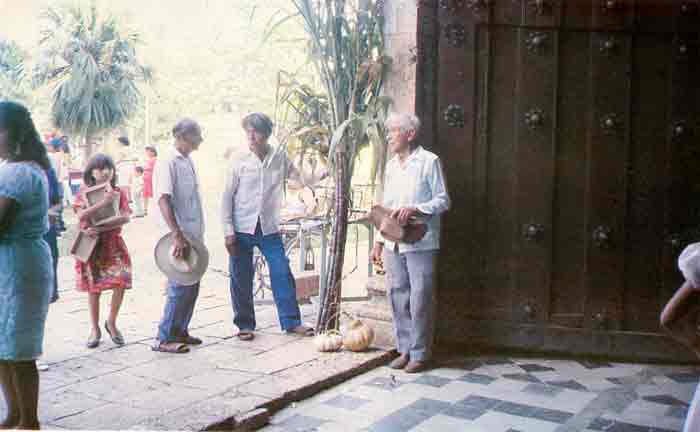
xmin=380 ymin=145 xmax=451 ymax=253
xmin=221 ymin=146 xmax=302 ymax=236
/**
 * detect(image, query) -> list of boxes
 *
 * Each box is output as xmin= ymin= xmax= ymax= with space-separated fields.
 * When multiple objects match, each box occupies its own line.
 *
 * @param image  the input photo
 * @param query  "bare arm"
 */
xmin=158 ymin=194 xmax=190 ymax=259
xmin=660 ymin=280 xmax=700 ymax=357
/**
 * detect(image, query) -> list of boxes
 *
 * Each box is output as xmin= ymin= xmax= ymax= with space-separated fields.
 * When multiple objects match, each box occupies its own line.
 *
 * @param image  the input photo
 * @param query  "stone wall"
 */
xmin=383 ymin=0 xmax=418 ymax=114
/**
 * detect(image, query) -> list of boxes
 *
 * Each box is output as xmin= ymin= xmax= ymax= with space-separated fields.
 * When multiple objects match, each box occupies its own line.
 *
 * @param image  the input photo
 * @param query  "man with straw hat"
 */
xmin=152 ymin=118 xmax=207 ymax=354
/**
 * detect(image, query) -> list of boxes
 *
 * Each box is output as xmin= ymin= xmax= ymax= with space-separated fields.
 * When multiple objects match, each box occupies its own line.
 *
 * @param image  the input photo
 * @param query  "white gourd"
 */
xmin=314 ymin=330 xmax=343 ymax=352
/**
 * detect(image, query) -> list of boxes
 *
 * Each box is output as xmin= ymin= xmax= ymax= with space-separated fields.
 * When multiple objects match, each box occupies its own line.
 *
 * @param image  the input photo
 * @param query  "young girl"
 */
xmin=660 ymin=243 xmax=700 ymax=432
xmin=73 ymin=154 xmax=132 ymax=349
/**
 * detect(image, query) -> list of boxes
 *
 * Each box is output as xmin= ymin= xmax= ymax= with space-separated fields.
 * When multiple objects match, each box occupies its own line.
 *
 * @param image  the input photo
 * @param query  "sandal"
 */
xmin=104 ymin=322 xmax=125 ymax=346
xmin=151 ymin=342 xmax=190 ymax=354
xmin=183 ymin=335 xmax=202 ymax=345
xmin=237 ymin=331 xmax=255 ymax=341
xmin=285 ymin=325 xmax=315 ymax=337
xmin=86 ymin=333 xmax=101 ymax=349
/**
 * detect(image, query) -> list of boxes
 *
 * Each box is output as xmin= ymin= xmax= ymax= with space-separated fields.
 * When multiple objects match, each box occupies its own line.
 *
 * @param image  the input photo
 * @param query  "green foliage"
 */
xmin=0 ymin=39 xmax=28 ymax=102
xmin=32 ymin=2 xmax=152 ymax=149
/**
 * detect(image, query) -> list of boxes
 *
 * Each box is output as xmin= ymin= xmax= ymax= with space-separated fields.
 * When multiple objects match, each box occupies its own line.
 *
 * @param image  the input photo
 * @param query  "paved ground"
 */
xmin=265 ymin=355 xmax=700 ymax=431
xmin=0 ymin=204 xmax=383 ymax=430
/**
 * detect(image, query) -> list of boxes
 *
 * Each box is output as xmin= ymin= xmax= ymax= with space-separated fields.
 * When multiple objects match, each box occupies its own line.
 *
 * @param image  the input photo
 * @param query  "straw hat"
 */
xmin=154 ymin=232 xmax=209 ymax=285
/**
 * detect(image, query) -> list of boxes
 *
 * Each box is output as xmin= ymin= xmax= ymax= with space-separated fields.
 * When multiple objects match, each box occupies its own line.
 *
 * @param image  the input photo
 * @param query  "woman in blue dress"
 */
xmin=0 ymin=101 xmax=53 ymax=430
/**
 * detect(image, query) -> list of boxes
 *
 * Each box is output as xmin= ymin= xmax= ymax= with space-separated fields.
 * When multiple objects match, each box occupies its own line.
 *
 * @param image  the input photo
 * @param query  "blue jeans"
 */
xmin=157 ymin=280 xmax=200 ymax=343
xmin=229 ymin=224 xmax=301 ymax=331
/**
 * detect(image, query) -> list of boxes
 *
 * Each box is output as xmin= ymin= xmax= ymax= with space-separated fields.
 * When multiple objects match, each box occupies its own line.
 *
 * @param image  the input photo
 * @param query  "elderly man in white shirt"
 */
xmin=371 ymin=113 xmax=450 ymax=373
xmin=221 ymin=112 xmax=319 ymax=340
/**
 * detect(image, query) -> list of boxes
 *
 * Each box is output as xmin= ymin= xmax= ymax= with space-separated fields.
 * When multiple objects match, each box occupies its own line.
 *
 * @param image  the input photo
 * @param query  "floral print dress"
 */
xmin=73 ymin=187 xmax=133 ymax=293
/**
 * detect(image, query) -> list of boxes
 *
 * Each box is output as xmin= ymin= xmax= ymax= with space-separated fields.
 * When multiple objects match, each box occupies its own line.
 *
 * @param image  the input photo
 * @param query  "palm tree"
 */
xmin=33 ymin=2 xmax=152 ymax=161
xmin=0 ymin=39 xmax=27 ymax=102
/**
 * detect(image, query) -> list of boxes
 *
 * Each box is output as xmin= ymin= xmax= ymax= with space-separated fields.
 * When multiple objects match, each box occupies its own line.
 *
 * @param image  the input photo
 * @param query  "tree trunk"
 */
xmin=316 ymin=150 xmax=349 ymax=332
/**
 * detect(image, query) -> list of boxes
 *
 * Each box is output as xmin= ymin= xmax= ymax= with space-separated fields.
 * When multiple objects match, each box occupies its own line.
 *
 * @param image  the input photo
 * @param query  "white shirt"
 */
xmin=380 ymin=146 xmax=450 ymax=253
xmin=221 ymin=146 xmax=302 ymax=236
xmin=153 ymin=147 xmax=205 ymax=241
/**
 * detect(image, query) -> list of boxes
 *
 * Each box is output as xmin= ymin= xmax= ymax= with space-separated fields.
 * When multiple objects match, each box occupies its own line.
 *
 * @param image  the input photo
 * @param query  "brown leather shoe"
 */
xmin=404 ymin=360 xmax=428 ymax=373
xmin=389 ymin=353 xmax=410 ymax=369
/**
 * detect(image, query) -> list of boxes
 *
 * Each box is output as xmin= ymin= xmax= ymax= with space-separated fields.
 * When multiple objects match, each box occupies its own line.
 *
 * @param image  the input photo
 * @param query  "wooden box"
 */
xmin=82 ymin=183 xmax=121 ymax=226
xmin=70 ymin=230 xmax=98 ymax=263
xmin=295 ymin=271 xmax=320 ymax=300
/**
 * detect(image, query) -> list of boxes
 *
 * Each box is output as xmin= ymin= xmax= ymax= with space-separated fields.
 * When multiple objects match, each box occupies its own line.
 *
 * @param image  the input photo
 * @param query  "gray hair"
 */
xmin=172 ymin=118 xmax=200 ymax=138
xmin=242 ymin=112 xmax=274 ymax=138
xmin=385 ymin=112 xmax=421 ymax=134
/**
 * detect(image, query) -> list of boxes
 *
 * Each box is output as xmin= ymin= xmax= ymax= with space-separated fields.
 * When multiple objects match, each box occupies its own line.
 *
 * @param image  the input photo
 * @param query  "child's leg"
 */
xmin=107 ymin=288 xmax=125 ymax=330
xmin=660 ymin=281 xmax=700 ymax=355
xmin=88 ymin=292 xmax=101 ymax=338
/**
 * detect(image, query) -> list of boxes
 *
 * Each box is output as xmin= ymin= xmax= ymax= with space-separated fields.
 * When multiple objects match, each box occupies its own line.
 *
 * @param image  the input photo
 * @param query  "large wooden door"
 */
xmin=424 ymin=0 xmax=700 ymax=361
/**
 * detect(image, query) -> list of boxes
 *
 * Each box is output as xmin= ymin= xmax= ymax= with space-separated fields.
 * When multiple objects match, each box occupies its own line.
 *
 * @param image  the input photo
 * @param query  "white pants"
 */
xmin=685 ymin=383 xmax=700 ymax=432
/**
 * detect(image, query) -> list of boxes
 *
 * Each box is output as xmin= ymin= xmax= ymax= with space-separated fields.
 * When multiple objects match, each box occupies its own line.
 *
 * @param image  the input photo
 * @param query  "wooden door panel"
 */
xmin=477 ymin=26 xmax=520 ymax=321
xmin=624 ymin=34 xmax=672 ymax=332
xmin=550 ymin=31 xmax=592 ymax=329
xmin=636 ymin=0 xmax=674 ymax=33
xmin=582 ymin=32 xmax=632 ymax=331
xmin=513 ymin=28 xmax=557 ymax=323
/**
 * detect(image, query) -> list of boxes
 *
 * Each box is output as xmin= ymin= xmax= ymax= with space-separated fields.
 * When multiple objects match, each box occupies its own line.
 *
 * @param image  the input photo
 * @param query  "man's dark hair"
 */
xmin=241 ymin=112 xmax=274 ymax=139
xmin=118 ymin=136 xmax=130 ymax=146
xmin=135 ymin=166 xmax=144 ymax=174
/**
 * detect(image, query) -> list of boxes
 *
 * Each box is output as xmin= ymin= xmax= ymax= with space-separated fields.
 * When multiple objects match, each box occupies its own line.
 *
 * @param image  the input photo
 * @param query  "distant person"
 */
xmin=47 ymin=138 xmax=67 ymax=232
xmin=142 ymin=145 xmax=157 ymax=215
xmin=0 ymin=101 xmax=54 ymax=430
xmin=222 ymin=112 xmax=322 ymax=341
xmin=73 ymin=154 xmax=132 ymax=349
xmin=371 ymin=113 xmax=450 ymax=373
xmin=132 ymin=166 xmax=145 ymax=217
xmin=59 ymin=136 xmax=73 ymax=205
xmin=152 ymin=119 xmax=206 ymax=354
xmin=115 ymin=136 xmax=134 ymax=202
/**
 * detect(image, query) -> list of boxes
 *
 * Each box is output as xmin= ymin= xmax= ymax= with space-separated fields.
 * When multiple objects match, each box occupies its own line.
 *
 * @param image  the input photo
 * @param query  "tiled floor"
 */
xmin=263 ymin=355 xmax=700 ymax=431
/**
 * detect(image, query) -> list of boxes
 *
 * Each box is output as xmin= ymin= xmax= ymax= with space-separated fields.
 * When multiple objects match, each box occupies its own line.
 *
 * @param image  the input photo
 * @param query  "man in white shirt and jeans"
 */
xmin=221 ymin=112 xmax=318 ymax=340
xmin=371 ymin=113 xmax=450 ymax=373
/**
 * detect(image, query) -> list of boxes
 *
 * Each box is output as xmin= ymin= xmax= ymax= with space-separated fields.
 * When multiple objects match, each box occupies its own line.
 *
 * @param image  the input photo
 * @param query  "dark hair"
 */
xmin=83 ymin=153 xmax=118 ymax=188
xmin=145 ymin=145 xmax=157 ymax=156
xmin=0 ymin=101 xmax=51 ymax=170
xmin=135 ymin=166 xmax=144 ymax=174
xmin=118 ymin=136 xmax=130 ymax=146
xmin=241 ymin=112 xmax=273 ymax=138
xmin=172 ymin=118 xmax=200 ymax=139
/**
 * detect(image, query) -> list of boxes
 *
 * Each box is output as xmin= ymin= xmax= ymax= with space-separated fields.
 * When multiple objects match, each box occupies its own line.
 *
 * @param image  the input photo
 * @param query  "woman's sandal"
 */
xmin=151 ymin=342 xmax=190 ymax=353
xmin=104 ymin=321 xmax=125 ymax=346
xmin=86 ymin=333 xmax=101 ymax=349
xmin=285 ymin=325 xmax=315 ymax=337
xmin=237 ymin=331 xmax=255 ymax=341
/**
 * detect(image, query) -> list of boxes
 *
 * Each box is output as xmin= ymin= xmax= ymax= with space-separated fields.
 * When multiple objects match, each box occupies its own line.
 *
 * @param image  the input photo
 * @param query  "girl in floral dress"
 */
xmin=73 ymin=154 xmax=132 ymax=349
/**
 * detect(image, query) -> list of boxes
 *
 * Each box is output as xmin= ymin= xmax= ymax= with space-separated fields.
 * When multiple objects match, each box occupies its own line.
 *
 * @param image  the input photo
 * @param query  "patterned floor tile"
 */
xmin=272 ymin=414 xmax=326 ymax=431
xmin=522 ymin=383 xmax=564 ymax=398
xmin=323 ymin=394 xmax=371 ymax=410
xmin=643 ymin=394 xmax=689 ymax=407
xmin=458 ymin=372 xmax=497 ymax=385
xmin=578 ymin=360 xmax=613 ymax=369
xmin=410 ymin=374 xmax=452 ymax=388
xmin=502 ymin=373 xmax=542 ymax=384
xmin=406 ymin=398 xmax=452 ymax=415
xmin=518 ymin=363 xmax=556 ymax=373
xmin=493 ymin=401 xmax=573 ymax=424
xmin=363 ymin=376 xmax=405 ymax=391
xmin=546 ymin=379 xmax=589 ymax=392
xmin=408 ymin=413 xmax=479 ymax=432
xmin=666 ymin=405 xmax=688 ymax=419
xmin=366 ymin=405 xmax=432 ymax=432
xmin=588 ymin=417 xmax=678 ymax=432
xmin=442 ymin=403 xmax=490 ymax=421
xmin=667 ymin=372 xmax=700 ymax=383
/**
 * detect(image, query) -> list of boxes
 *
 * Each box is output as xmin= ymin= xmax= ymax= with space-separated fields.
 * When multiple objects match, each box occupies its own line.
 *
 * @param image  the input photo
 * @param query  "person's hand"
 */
xmin=371 ymin=242 xmax=384 ymax=266
xmin=173 ymin=230 xmax=191 ymax=260
xmin=100 ymin=186 xmax=120 ymax=208
xmin=225 ymin=235 xmax=237 ymax=256
xmin=390 ymin=207 xmax=420 ymax=226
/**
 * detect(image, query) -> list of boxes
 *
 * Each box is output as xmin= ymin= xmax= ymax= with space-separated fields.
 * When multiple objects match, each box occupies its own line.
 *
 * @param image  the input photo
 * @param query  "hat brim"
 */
xmin=154 ymin=233 xmax=209 ymax=286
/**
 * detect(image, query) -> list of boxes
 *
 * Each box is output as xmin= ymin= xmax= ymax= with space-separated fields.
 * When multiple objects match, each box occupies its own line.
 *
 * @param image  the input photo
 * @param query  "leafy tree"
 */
xmin=0 ymin=39 xmax=28 ymax=102
xmin=32 ymin=2 xmax=152 ymax=161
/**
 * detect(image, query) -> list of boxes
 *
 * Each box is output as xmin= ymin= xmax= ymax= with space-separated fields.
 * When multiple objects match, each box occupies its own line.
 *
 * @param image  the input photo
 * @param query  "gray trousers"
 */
xmin=383 ymin=248 xmax=438 ymax=362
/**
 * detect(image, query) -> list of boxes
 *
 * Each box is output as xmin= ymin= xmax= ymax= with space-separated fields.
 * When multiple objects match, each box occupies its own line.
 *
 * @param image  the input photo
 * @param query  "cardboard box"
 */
xmin=295 ymin=271 xmax=320 ymax=300
xmin=82 ymin=183 xmax=122 ymax=226
xmin=70 ymin=230 xmax=98 ymax=263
